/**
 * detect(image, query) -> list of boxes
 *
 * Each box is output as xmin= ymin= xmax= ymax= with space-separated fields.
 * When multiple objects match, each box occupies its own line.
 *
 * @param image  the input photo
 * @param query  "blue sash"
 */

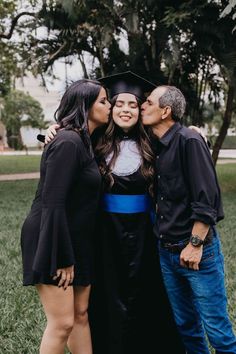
xmin=102 ymin=193 xmax=151 ymax=214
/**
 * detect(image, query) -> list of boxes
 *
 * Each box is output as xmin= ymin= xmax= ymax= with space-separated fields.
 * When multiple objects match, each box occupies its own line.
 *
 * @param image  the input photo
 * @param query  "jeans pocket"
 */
xmin=200 ymin=244 xmax=215 ymax=266
xmin=200 ymin=251 xmax=214 ymax=263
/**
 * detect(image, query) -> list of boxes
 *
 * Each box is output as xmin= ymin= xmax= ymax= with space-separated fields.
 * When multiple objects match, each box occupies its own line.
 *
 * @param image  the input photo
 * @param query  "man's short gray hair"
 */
xmin=158 ymin=86 xmax=186 ymax=121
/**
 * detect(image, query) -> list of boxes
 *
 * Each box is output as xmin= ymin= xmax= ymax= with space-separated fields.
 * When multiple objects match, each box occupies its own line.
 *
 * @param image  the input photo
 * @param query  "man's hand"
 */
xmin=188 ymin=125 xmax=207 ymax=144
xmin=180 ymin=243 xmax=203 ymax=270
xmin=45 ymin=123 xmax=60 ymax=144
xmin=53 ymin=265 xmax=74 ymax=290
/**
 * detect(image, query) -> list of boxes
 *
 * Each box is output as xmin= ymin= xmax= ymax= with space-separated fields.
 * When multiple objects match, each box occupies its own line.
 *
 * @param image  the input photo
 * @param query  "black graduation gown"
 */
xmin=21 ymin=130 xmax=102 ymax=286
xmin=89 ymin=139 xmax=185 ymax=354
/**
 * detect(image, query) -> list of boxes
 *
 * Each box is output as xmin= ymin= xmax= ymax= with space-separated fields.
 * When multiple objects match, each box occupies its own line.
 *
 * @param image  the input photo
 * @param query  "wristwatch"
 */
xmin=190 ymin=234 xmax=204 ymax=247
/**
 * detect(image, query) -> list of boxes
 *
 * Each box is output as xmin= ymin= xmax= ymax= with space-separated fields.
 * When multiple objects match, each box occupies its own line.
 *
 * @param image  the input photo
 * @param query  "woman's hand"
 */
xmin=53 ymin=265 xmax=74 ymax=290
xmin=188 ymin=125 xmax=207 ymax=144
xmin=45 ymin=124 xmax=60 ymax=144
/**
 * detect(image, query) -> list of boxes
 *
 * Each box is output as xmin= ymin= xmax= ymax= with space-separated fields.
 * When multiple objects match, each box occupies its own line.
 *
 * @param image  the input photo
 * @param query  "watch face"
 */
xmin=191 ymin=235 xmax=202 ymax=246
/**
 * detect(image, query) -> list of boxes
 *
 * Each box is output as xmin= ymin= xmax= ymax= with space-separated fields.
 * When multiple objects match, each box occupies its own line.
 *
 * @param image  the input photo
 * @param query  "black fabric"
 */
xmin=153 ymin=122 xmax=224 ymax=243
xmin=21 ymin=130 xmax=102 ymax=285
xmin=37 ymin=134 xmax=45 ymax=143
xmin=89 ymin=168 xmax=185 ymax=354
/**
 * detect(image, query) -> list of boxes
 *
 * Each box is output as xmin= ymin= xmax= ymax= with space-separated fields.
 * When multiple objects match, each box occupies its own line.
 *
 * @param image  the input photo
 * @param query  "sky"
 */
xmin=45 ymin=57 xmax=90 ymax=92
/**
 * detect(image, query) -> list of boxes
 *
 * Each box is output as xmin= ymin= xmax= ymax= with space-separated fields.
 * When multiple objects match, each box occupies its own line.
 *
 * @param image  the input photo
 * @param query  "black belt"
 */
xmin=159 ymin=228 xmax=214 ymax=253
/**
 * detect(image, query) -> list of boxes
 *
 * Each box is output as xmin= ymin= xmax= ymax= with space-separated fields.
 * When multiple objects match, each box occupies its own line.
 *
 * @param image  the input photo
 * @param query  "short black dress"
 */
xmin=21 ymin=129 xmax=102 ymax=286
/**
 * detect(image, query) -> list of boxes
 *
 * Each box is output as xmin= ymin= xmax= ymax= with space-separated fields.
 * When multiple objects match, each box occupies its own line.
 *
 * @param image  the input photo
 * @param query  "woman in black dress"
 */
xmin=21 ymin=79 xmax=111 ymax=354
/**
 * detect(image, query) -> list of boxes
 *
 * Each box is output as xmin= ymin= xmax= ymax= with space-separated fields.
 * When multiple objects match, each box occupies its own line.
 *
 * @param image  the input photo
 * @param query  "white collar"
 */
xmin=105 ymin=139 xmax=142 ymax=176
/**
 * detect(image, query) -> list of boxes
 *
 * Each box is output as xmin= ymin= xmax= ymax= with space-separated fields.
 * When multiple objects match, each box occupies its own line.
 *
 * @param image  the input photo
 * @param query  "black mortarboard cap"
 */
xmin=98 ymin=71 xmax=156 ymax=100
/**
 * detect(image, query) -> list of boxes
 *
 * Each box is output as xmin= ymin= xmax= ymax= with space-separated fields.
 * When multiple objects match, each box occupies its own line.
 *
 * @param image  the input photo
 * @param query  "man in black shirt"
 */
xmin=141 ymin=85 xmax=236 ymax=353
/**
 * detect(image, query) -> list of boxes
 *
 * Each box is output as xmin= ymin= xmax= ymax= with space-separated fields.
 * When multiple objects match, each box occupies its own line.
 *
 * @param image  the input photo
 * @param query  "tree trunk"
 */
xmin=212 ymin=85 xmax=235 ymax=165
xmin=78 ymin=54 xmax=89 ymax=78
xmin=6 ymin=127 xmax=24 ymax=150
xmin=96 ymin=41 xmax=105 ymax=77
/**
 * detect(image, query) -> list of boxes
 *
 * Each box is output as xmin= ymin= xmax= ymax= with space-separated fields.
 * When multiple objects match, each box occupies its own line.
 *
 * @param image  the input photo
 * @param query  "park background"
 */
xmin=0 ymin=0 xmax=236 ymax=353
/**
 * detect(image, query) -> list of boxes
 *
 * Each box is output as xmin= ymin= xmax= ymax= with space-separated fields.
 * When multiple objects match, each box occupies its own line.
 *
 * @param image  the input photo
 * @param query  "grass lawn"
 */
xmin=0 ymin=156 xmax=41 ymax=175
xmin=0 ymin=164 xmax=236 ymax=353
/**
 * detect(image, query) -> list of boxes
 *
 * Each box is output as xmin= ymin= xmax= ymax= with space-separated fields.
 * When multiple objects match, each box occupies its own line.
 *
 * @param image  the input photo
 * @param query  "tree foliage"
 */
xmin=0 ymin=0 xmax=236 ymax=161
xmin=0 ymin=0 xmax=45 ymax=149
xmin=1 ymin=90 xmax=45 ymax=149
xmin=0 ymin=0 xmax=36 ymax=97
xmin=220 ymin=0 xmax=236 ymax=32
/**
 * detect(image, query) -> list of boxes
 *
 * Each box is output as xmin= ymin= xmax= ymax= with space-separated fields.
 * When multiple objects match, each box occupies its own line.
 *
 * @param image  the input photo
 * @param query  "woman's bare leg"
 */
xmin=67 ymin=285 xmax=92 ymax=354
xmin=36 ymin=284 xmax=74 ymax=354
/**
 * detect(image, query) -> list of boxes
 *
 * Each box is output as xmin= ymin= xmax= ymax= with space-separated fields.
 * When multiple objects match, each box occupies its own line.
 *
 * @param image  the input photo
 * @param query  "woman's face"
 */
xmin=112 ymin=93 xmax=139 ymax=132
xmin=88 ymin=87 xmax=111 ymax=129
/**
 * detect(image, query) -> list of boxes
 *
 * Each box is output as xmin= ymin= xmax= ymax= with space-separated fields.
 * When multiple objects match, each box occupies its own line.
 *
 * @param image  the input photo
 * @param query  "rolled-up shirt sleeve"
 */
xmin=184 ymin=138 xmax=220 ymax=225
xmin=33 ymin=139 xmax=80 ymax=276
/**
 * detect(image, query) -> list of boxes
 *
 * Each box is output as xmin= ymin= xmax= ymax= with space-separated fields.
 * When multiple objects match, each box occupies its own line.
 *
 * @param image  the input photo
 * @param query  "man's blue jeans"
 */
xmin=159 ymin=233 xmax=236 ymax=354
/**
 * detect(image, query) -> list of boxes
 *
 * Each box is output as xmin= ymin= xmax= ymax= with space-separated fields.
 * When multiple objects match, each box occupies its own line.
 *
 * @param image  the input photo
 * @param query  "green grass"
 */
xmin=0 ymin=180 xmax=45 ymax=354
xmin=215 ymin=164 xmax=236 ymax=335
xmin=221 ymin=135 xmax=236 ymax=149
xmin=0 ymin=156 xmax=41 ymax=175
xmin=208 ymin=135 xmax=236 ymax=149
xmin=0 ymin=164 xmax=236 ymax=353
xmin=216 ymin=163 xmax=236 ymax=194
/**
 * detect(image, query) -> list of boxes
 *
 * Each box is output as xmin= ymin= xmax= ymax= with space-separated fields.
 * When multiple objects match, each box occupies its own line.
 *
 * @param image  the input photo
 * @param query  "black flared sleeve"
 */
xmin=33 ymin=137 xmax=81 ymax=276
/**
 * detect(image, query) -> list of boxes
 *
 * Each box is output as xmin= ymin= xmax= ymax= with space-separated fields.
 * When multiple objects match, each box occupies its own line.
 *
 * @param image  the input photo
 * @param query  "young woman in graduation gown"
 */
xmin=20 ymin=79 xmax=111 ymax=354
xmin=89 ymin=72 xmax=185 ymax=354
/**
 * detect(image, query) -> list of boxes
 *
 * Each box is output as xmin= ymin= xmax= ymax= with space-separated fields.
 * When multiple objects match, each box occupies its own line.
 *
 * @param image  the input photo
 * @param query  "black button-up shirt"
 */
xmin=153 ymin=122 xmax=224 ymax=243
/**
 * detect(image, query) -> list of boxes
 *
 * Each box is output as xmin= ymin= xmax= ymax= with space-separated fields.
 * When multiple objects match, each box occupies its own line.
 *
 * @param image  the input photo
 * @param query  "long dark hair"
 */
xmin=54 ymin=79 xmax=103 ymax=156
xmin=95 ymin=95 xmax=155 ymax=196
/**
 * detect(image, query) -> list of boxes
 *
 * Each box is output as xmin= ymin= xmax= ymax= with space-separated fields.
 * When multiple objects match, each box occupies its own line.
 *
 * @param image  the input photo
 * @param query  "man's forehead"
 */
xmin=148 ymin=86 xmax=166 ymax=102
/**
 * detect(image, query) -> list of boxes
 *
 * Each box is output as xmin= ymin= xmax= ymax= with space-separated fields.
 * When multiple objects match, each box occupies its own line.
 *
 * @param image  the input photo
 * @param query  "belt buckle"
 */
xmin=161 ymin=241 xmax=172 ymax=249
xmin=171 ymin=243 xmax=185 ymax=253
xmin=161 ymin=241 xmax=184 ymax=253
